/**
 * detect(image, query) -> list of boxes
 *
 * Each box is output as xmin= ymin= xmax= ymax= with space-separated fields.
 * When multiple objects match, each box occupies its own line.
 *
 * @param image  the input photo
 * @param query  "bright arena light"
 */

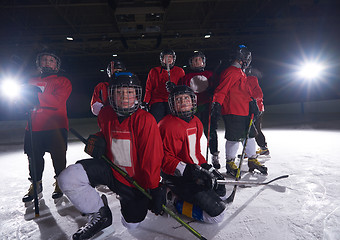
xmin=1 ymin=79 xmax=21 ymax=99
xmin=297 ymin=61 xmax=325 ymax=80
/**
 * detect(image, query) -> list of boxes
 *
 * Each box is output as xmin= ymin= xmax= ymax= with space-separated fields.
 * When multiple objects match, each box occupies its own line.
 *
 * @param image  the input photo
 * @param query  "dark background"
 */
xmin=1 ymin=0 xmax=340 ymax=120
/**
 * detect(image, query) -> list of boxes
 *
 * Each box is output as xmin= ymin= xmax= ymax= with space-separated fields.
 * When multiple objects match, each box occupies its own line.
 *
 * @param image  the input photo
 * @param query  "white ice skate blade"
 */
xmin=90 ymin=225 xmax=115 ymax=240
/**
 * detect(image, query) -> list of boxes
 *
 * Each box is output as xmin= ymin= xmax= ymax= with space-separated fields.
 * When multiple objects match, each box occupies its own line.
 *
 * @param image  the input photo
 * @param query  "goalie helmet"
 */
xmin=36 ymin=51 xmax=61 ymax=74
xmin=232 ymin=45 xmax=252 ymax=70
xmin=108 ymin=72 xmax=142 ymax=116
xmin=168 ymin=85 xmax=197 ymax=119
xmin=189 ymin=51 xmax=206 ymax=71
xmin=107 ymin=59 xmax=126 ymax=78
xmin=160 ymin=49 xmax=176 ymax=69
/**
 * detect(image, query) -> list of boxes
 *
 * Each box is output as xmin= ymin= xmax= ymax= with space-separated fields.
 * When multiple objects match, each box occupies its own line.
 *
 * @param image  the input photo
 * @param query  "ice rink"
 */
xmin=0 ymin=114 xmax=339 ymax=240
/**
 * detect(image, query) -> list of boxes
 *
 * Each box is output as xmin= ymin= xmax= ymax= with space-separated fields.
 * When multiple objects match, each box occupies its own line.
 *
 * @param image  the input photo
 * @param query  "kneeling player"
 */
xmin=159 ymin=85 xmax=226 ymax=223
xmin=58 ymin=73 xmax=165 ymax=240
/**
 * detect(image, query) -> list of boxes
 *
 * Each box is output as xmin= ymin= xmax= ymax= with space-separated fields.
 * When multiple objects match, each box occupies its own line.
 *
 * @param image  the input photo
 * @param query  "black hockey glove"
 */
xmin=22 ymin=85 xmax=42 ymax=111
xmin=201 ymin=163 xmax=225 ymax=188
xmin=149 ymin=184 xmax=166 ymax=215
xmin=211 ymin=102 xmax=222 ymax=120
xmin=140 ymin=102 xmax=149 ymax=112
xmin=165 ymin=81 xmax=176 ymax=93
xmin=84 ymin=135 xmax=106 ymax=159
xmin=200 ymin=163 xmax=226 ymax=196
xmin=183 ymin=164 xmax=215 ymax=190
xmin=249 ymin=97 xmax=259 ymax=119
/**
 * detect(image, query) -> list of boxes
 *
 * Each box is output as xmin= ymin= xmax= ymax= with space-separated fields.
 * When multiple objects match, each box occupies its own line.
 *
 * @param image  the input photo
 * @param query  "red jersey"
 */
xmin=247 ymin=76 xmax=264 ymax=112
xmin=28 ymin=74 xmax=72 ymax=131
xmin=178 ymin=70 xmax=214 ymax=106
xmin=144 ymin=66 xmax=185 ymax=105
xmin=213 ymin=66 xmax=252 ymax=116
xmin=159 ymin=115 xmax=206 ymax=175
xmin=97 ymin=107 xmax=164 ymax=190
xmin=90 ymin=82 xmax=109 ymax=116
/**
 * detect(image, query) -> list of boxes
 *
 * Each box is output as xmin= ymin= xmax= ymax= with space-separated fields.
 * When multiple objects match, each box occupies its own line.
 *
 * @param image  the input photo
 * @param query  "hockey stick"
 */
xmin=205 ymin=102 xmax=212 ymax=162
xmin=27 ymin=110 xmax=40 ymax=217
xmin=69 ymin=128 xmax=207 ymax=240
xmin=225 ymin=113 xmax=255 ymax=203
xmin=217 ymin=174 xmax=289 ymax=186
xmin=166 ymin=56 xmax=171 ymax=82
xmin=205 ymin=59 xmax=223 ymax=163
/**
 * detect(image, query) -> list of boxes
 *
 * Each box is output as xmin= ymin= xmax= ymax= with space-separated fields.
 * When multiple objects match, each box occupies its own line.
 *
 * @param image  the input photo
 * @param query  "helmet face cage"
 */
xmin=189 ymin=51 xmax=206 ymax=71
xmin=169 ymin=87 xmax=197 ymax=119
xmin=36 ymin=52 xmax=61 ymax=73
xmin=107 ymin=60 xmax=126 ymax=78
xmin=108 ymin=73 xmax=142 ymax=116
xmin=160 ymin=49 xmax=176 ymax=68
xmin=236 ymin=45 xmax=252 ymax=70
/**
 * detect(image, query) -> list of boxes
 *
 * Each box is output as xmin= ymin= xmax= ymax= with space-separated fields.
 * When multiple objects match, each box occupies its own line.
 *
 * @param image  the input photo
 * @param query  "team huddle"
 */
xmin=22 ymin=45 xmax=270 ymax=239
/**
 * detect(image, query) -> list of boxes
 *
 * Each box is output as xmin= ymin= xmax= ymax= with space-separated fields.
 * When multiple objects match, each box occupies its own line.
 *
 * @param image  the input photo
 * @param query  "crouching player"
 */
xmin=58 ymin=72 xmax=166 ymax=240
xmin=159 ymin=85 xmax=227 ymax=223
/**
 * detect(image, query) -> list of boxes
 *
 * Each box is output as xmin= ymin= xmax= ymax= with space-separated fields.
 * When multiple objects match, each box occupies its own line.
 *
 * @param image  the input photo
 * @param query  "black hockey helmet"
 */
xmin=36 ymin=50 xmax=61 ymax=74
xmin=107 ymin=59 xmax=127 ymax=78
xmin=160 ymin=49 xmax=176 ymax=69
xmin=189 ymin=51 xmax=206 ymax=71
xmin=232 ymin=44 xmax=252 ymax=70
xmin=108 ymin=72 xmax=142 ymax=116
xmin=168 ymin=85 xmax=197 ymax=119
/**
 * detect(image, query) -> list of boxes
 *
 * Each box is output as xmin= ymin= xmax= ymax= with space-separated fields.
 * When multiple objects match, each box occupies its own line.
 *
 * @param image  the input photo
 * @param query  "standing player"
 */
xmin=58 ymin=73 xmax=165 ymax=240
xmin=143 ymin=49 xmax=185 ymax=123
xmin=90 ymin=59 xmax=126 ymax=116
xmin=22 ymin=50 xmax=72 ymax=202
xmin=211 ymin=45 xmax=267 ymax=176
xmin=178 ymin=51 xmax=221 ymax=169
xmin=159 ymin=85 xmax=226 ymax=223
xmin=246 ymin=67 xmax=270 ymax=156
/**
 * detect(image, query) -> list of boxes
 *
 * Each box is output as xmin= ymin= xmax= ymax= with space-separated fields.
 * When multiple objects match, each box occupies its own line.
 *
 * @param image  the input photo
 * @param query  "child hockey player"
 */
xmin=159 ymin=85 xmax=227 ymax=223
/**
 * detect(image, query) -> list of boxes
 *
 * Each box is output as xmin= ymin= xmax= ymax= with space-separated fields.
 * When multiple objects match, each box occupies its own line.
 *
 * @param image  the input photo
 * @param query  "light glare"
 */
xmin=1 ymin=79 xmax=21 ymax=99
xmin=297 ymin=62 xmax=325 ymax=80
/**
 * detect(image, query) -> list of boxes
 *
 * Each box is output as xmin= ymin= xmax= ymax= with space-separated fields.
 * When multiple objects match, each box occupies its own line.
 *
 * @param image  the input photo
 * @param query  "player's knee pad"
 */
xmin=193 ymin=190 xmax=226 ymax=217
xmin=58 ymin=163 xmax=88 ymax=192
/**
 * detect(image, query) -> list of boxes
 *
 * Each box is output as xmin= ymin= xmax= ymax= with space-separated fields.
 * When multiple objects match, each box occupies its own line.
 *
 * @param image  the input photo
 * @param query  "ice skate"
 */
xmin=52 ymin=180 xmax=63 ymax=200
xmin=212 ymin=151 xmax=221 ymax=169
xmin=248 ymin=158 xmax=268 ymax=174
xmin=22 ymin=180 xmax=43 ymax=204
xmin=225 ymin=159 xmax=238 ymax=177
xmin=73 ymin=195 xmax=113 ymax=240
xmin=256 ymin=147 xmax=270 ymax=156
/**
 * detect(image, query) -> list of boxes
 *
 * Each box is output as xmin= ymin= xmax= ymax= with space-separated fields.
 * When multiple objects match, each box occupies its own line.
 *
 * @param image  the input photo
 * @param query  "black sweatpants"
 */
xmin=79 ymin=159 xmax=150 ymax=223
xmin=24 ymin=128 xmax=68 ymax=181
xmin=149 ymin=102 xmax=170 ymax=123
xmin=196 ymin=103 xmax=218 ymax=154
xmin=254 ymin=111 xmax=267 ymax=148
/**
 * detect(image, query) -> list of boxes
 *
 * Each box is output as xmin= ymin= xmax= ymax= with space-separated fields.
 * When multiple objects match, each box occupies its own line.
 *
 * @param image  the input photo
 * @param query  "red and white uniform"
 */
xmin=159 ymin=115 xmax=206 ymax=175
xmin=144 ymin=66 xmax=185 ymax=105
xmin=28 ymin=74 xmax=72 ymax=131
xmin=213 ymin=66 xmax=252 ymax=116
xmin=247 ymin=76 xmax=264 ymax=112
xmin=90 ymin=82 xmax=109 ymax=116
xmin=97 ymin=107 xmax=164 ymax=189
xmin=178 ymin=70 xmax=214 ymax=106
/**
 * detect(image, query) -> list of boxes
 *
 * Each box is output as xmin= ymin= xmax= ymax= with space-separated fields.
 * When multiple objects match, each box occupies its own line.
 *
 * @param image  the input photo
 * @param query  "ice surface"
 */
xmin=0 ymin=116 xmax=340 ymax=240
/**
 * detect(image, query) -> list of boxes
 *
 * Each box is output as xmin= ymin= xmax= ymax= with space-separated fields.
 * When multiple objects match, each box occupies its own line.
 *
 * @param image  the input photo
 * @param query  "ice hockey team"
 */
xmin=21 ymin=45 xmax=270 ymax=239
